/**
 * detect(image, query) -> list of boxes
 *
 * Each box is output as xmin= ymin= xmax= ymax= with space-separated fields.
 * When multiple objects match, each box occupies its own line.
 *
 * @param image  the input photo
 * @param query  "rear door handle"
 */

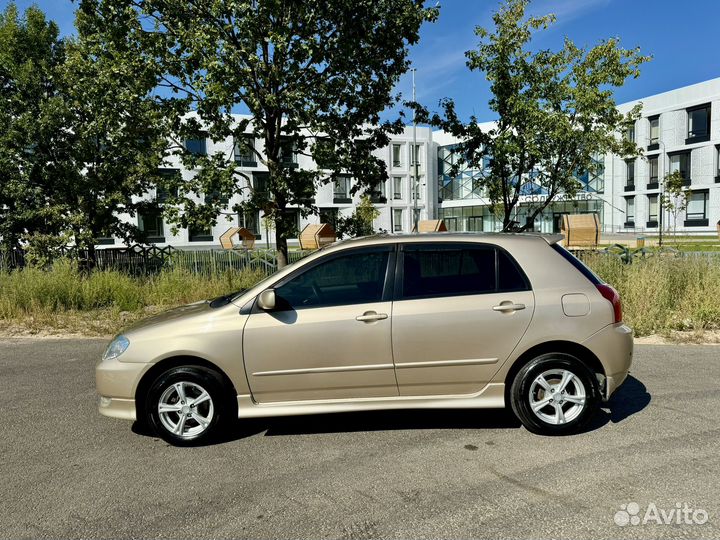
xmin=492 ymin=303 xmax=526 ymax=312
xmin=356 ymin=311 xmax=388 ymax=322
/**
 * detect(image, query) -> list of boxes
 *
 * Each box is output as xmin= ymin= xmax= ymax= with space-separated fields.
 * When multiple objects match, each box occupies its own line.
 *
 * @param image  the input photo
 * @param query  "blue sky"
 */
xmin=6 ymin=0 xmax=720 ymax=123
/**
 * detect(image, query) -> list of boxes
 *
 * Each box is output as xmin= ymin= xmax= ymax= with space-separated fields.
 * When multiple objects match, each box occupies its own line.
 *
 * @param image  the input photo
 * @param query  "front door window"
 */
xmin=276 ymin=249 xmax=389 ymax=309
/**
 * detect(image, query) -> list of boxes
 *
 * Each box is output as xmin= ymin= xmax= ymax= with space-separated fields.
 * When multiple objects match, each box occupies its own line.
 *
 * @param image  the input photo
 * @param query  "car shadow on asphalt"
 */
xmin=582 ymin=375 xmax=651 ymax=434
xmin=132 ymin=375 xmax=650 ymax=444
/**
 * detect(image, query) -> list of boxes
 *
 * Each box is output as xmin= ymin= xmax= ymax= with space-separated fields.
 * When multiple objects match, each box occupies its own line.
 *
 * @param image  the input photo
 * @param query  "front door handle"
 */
xmin=492 ymin=303 xmax=526 ymax=312
xmin=356 ymin=311 xmax=388 ymax=322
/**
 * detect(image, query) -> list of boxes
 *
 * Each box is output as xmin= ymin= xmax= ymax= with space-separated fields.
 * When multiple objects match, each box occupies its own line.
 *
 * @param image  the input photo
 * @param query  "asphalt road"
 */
xmin=1 ymin=339 xmax=719 ymax=540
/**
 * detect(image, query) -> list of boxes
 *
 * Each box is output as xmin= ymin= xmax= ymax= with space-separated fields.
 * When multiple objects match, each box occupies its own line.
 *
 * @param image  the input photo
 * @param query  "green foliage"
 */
xmin=3 ymin=254 xmax=719 ymax=338
xmin=0 ymin=2 xmax=171 ymax=264
xmin=78 ymin=0 xmax=438 ymax=266
xmin=0 ymin=4 xmax=67 ymax=251
xmin=336 ymin=195 xmax=380 ymax=238
xmin=661 ymin=170 xmax=690 ymax=240
xmin=417 ymin=0 xmax=650 ymax=231
xmin=582 ymin=254 xmax=720 ymax=336
xmin=0 ymin=260 xmax=266 ymax=320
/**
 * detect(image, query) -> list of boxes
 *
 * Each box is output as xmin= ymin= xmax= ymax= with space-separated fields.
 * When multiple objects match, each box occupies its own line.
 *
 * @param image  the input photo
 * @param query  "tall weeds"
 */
xmin=1 ymin=256 xmax=719 ymax=336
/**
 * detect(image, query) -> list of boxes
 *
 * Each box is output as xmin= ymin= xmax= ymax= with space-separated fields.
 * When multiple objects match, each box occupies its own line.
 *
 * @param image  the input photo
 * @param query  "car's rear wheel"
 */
xmin=510 ymin=353 xmax=600 ymax=435
xmin=145 ymin=366 xmax=235 ymax=446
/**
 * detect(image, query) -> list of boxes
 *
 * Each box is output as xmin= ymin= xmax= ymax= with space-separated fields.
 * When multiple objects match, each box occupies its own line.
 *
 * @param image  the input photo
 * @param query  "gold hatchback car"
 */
xmin=97 ymin=233 xmax=632 ymax=445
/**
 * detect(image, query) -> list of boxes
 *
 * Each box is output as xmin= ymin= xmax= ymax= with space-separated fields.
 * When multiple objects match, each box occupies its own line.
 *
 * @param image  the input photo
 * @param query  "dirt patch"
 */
xmin=634 ymin=330 xmax=720 ymax=345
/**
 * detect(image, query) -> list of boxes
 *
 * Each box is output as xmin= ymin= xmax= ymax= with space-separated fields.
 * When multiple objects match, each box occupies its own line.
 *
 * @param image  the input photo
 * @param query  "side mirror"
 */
xmin=257 ymin=289 xmax=276 ymax=311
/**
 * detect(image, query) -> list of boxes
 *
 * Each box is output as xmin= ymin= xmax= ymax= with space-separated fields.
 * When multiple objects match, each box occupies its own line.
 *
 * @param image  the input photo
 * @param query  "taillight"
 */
xmin=596 ymin=284 xmax=622 ymax=323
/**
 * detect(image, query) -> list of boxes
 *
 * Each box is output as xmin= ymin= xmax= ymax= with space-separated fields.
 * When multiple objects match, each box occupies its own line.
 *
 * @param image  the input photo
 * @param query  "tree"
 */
xmin=418 ymin=0 xmax=649 ymax=231
xmin=47 ymin=6 xmax=172 ymax=268
xmin=78 ymin=0 xmax=437 ymax=267
xmin=0 ymin=3 xmax=171 ymax=267
xmin=0 ymin=4 xmax=67 ymax=253
xmin=336 ymin=195 xmax=380 ymax=239
xmin=660 ymin=170 xmax=689 ymax=243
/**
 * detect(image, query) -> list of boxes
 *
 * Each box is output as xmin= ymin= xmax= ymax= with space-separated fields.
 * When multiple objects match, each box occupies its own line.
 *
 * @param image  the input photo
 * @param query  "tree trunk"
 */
xmin=78 ymin=241 xmax=97 ymax=274
xmin=274 ymin=213 xmax=289 ymax=269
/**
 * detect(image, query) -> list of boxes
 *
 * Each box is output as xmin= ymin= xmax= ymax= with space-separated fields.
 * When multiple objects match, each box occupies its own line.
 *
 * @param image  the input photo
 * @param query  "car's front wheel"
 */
xmin=145 ymin=366 xmax=234 ymax=446
xmin=510 ymin=353 xmax=600 ymax=435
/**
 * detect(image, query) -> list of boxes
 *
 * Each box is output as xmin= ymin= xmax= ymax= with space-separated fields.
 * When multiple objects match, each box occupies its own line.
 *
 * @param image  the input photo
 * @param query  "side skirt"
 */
xmin=235 ymin=383 xmax=506 ymax=419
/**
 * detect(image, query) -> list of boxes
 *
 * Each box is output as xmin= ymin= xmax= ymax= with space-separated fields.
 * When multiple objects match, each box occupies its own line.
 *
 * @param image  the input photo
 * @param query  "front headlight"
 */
xmin=103 ymin=335 xmax=130 ymax=361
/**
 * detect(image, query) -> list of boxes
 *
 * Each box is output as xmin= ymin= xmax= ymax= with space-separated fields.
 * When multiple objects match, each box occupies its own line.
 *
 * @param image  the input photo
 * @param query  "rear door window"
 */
xmin=400 ymin=243 xmax=530 ymax=300
xmin=401 ymin=245 xmax=494 ymax=299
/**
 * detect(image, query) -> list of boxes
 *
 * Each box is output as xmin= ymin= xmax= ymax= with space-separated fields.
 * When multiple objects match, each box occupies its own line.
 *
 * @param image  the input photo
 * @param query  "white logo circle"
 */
xmin=614 ymin=502 xmax=641 ymax=526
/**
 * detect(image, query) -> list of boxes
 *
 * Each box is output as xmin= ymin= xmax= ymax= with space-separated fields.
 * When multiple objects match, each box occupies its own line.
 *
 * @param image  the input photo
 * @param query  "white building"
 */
xmin=107 ymin=122 xmax=435 ymax=248
xmin=605 ymin=78 xmax=720 ymax=234
xmin=105 ymin=78 xmax=720 ymax=248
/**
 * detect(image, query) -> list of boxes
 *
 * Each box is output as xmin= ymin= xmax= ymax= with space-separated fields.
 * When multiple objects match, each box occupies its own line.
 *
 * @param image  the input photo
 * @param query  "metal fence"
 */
xmin=0 ymin=245 xmax=312 ymax=275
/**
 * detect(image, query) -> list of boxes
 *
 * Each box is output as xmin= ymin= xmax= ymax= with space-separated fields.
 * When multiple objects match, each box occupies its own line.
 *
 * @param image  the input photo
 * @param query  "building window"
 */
xmin=138 ymin=208 xmax=165 ymax=243
xmin=392 ymin=144 xmax=402 ymax=168
xmin=685 ymin=190 xmax=709 ymax=226
xmin=625 ymin=160 xmax=635 ymax=190
xmin=411 ymin=175 xmax=424 ymax=200
xmin=279 ymin=139 xmax=297 ymax=167
xmin=687 ymin=104 xmax=711 ymax=142
xmin=716 ymin=146 xmax=720 ymax=181
xmin=648 ymin=156 xmax=659 ymax=189
xmin=669 ymin=152 xmax=691 ymax=185
xmin=393 ymin=176 xmax=403 ymax=200
xmin=253 ymin=172 xmax=269 ymax=196
xmin=189 ymin=224 xmax=213 ymax=242
xmin=157 ymin=169 xmax=180 ymax=203
xmin=238 ymin=208 xmax=260 ymax=238
xmin=281 ymin=209 xmax=301 ymax=237
xmin=393 ymin=208 xmax=403 ymax=232
xmin=319 ymin=207 xmax=339 ymax=230
xmin=234 ymin=136 xmax=256 ymax=166
xmin=625 ymin=124 xmax=635 ymax=143
xmin=185 ymin=134 xmax=207 ymax=156
xmin=647 ymin=195 xmax=658 ymax=227
xmin=204 ymin=190 xmax=229 ymax=206
xmin=313 ymin=137 xmax=333 ymax=169
xmin=648 ymin=116 xmax=659 ymax=148
xmin=410 ymin=144 xmax=422 ymax=167
xmin=624 ymin=197 xmax=635 ymax=227
xmin=333 ymin=175 xmax=352 ymax=203
xmin=370 ymin=180 xmax=386 ymax=203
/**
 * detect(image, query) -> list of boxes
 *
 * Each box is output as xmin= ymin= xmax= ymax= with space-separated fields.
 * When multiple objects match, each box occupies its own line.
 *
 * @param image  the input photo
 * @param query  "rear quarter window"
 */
xmin=551 ymin=244 xmax=603 ymax=285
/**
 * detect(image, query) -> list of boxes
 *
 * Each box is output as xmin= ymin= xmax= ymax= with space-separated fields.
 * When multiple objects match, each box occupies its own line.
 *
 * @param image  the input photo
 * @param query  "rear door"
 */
xmin=391 ymin=242 xmax=534 ymax=396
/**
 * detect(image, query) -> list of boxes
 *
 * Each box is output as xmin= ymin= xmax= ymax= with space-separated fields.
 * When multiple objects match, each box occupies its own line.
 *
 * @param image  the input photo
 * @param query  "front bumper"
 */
xmin=96 ymin=356 xmax=147 ymax=421
xmin=582 ymin=323 xmax=633 ymax=400
xmin=98 ymin=396 xmax=137 ymax=420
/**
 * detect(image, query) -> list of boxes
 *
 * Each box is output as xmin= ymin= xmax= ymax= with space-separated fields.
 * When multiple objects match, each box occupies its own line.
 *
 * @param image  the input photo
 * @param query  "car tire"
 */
xmin=145 ymin=366 xmax=236 ymax=446
xmin=510 ymin=353 xmax=600 ymax=436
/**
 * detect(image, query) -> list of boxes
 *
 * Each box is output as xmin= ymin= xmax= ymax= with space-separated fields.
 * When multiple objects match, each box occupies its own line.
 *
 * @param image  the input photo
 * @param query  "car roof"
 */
xmin=324 ymin=231 xmax=564 ymax=251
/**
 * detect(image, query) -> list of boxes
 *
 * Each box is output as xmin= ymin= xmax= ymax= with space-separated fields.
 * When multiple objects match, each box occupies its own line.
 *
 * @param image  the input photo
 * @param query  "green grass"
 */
xmin=582 ymin=254 xmax=720 ymax=336
xmin=1 ymin=255 xmax=719 ymax=338
xmin=0 ymin=260 xmax=266 ymax=335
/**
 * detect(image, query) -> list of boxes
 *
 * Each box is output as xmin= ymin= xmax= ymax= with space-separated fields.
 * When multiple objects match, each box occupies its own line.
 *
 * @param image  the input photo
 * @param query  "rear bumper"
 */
xmin=582 ymin=323 xmax=633 ymax=400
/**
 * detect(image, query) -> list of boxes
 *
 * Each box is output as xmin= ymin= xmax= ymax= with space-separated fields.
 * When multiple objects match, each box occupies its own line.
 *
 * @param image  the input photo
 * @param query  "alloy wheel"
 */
xmin=528 ymin=368 xmax=586 ymax=425
xmin=157 ymin=381 xmax=214 ymax=439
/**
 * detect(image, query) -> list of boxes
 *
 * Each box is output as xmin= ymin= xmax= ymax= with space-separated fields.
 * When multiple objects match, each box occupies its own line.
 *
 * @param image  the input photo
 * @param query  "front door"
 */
xmin=391 ymin=243 xmax=534 ymax=396
xmin=243 ymin=246 xmax=397 ymax=403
